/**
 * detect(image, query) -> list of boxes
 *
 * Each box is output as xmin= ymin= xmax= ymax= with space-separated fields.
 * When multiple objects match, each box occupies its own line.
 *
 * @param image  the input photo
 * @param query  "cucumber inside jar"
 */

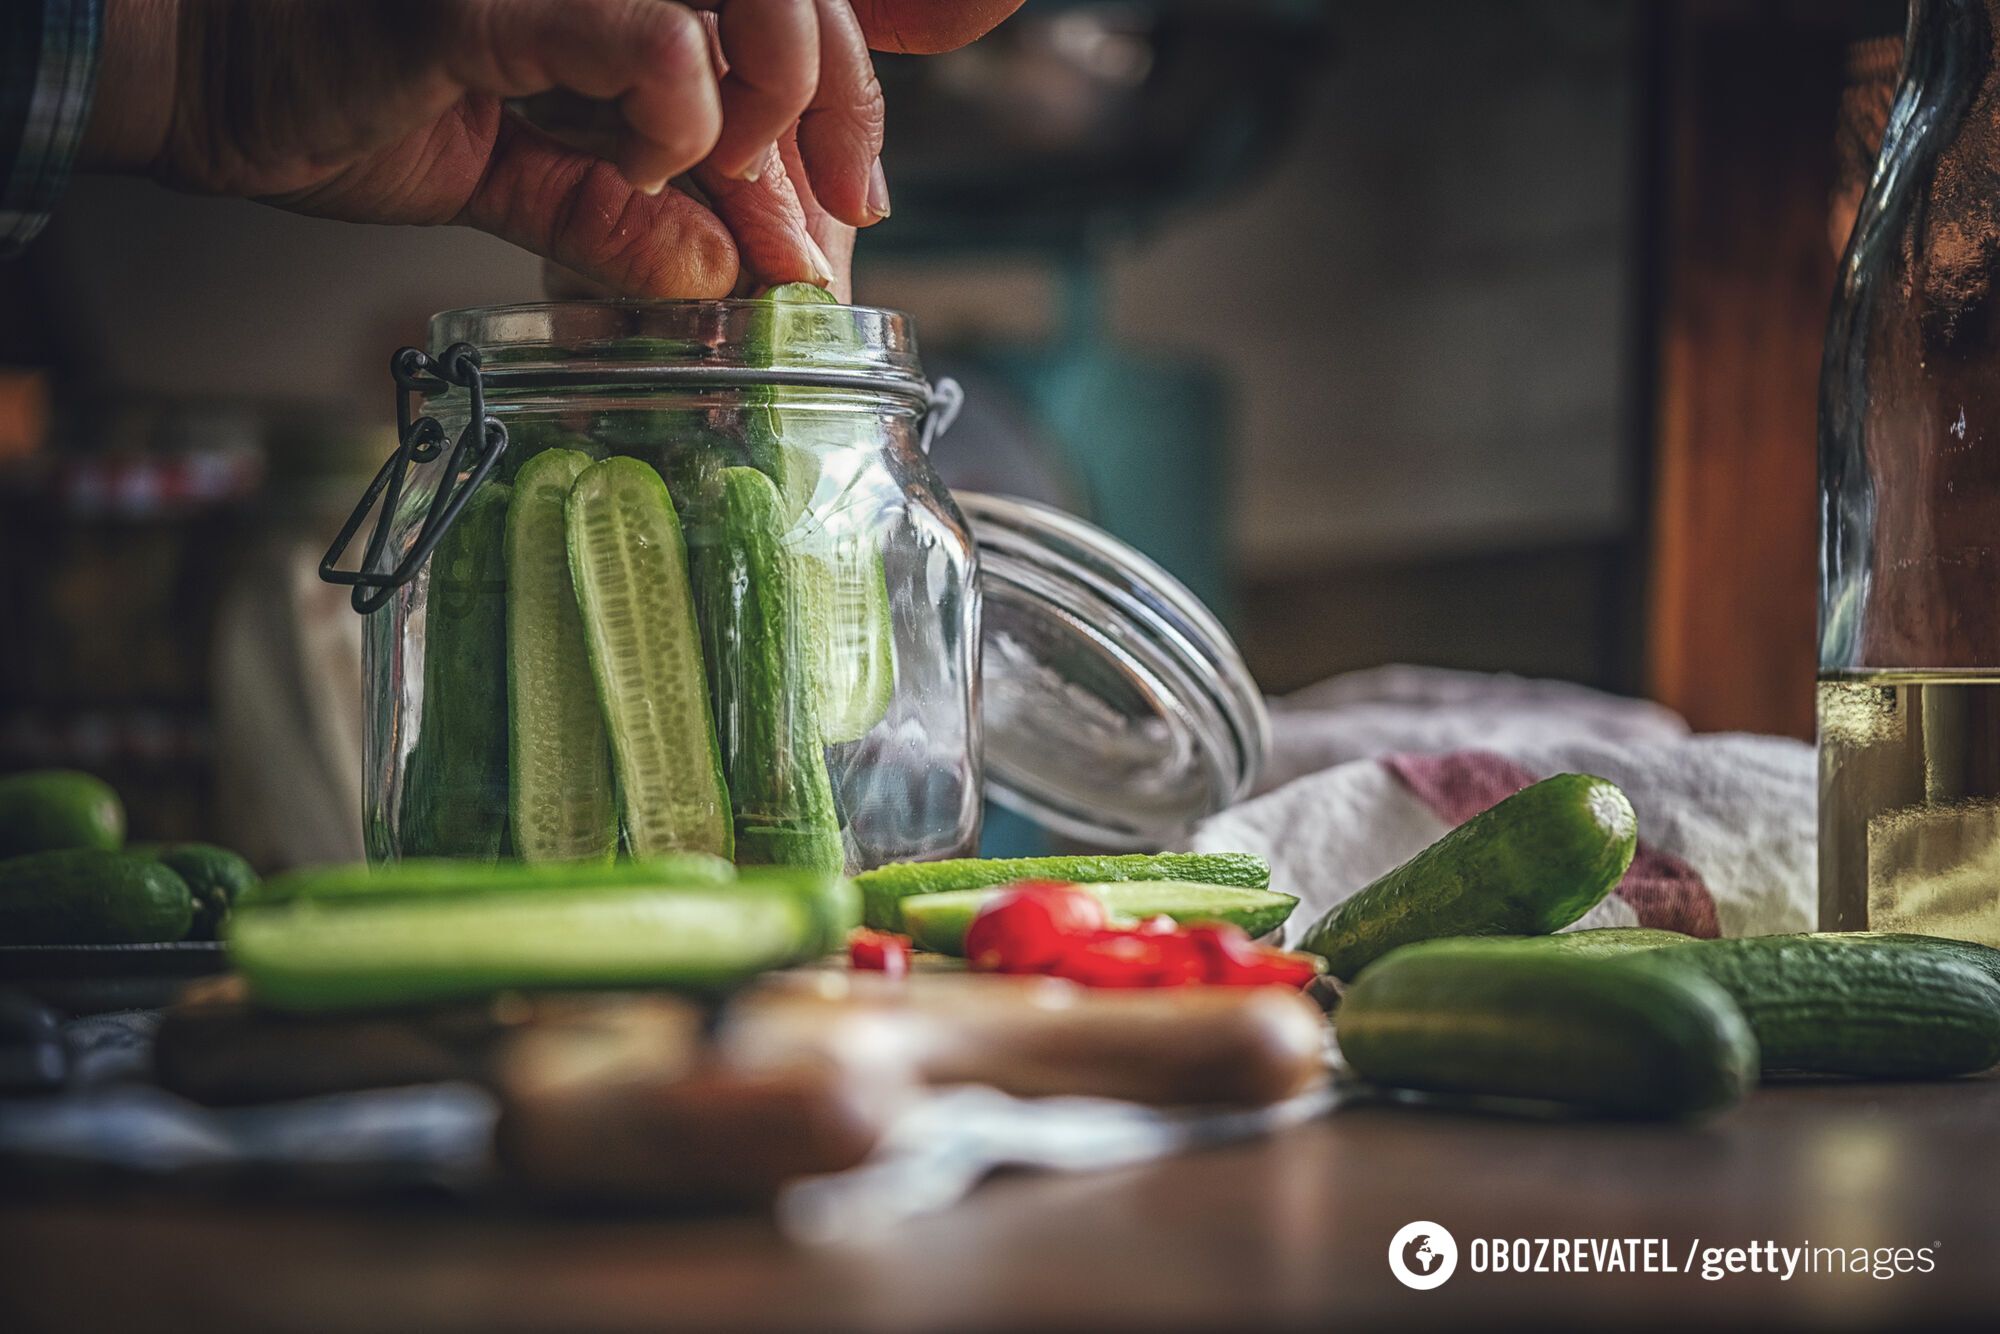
xmin=399 ymin=481 xmax=512 ymax=861
xmin=565 ymin=456 xmax=734 ymax=860
xmin=506 ymin=449 xmax=618 ymax=864
xmin=686 ymin=466 xmax=847 ymax=874
xmin=742 ymin=284 xmax=899 ymax=745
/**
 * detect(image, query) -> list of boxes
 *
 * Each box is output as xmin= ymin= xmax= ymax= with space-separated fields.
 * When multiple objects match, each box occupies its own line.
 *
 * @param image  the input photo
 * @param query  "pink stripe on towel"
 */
xmin=1383 ymin=751 xmax=1721 ymax=939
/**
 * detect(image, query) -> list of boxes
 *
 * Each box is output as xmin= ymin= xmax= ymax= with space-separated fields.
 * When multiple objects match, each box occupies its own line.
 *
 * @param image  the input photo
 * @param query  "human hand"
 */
xmin=81 ymin=0 xmax=1019 ymax=297
xmin=691 ymin=0 xmax=1026 ymax=295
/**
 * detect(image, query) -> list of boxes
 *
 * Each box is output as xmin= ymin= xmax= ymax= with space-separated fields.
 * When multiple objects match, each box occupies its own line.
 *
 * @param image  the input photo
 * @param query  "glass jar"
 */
xmin=1819 ymin=0 xmax=2000 ymax=943
xmin=324 ymin=300 xmax=1265 ymax=872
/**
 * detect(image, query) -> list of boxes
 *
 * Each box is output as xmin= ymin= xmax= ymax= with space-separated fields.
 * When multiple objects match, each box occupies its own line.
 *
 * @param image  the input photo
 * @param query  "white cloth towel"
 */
xmin=1192 ymin=666 xmax=1816 ymax=944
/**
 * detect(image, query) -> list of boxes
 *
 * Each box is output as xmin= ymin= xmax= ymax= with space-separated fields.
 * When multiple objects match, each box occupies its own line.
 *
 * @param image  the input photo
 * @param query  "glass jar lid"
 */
xmin=960 ymin=492 xmax=1269 ymax=848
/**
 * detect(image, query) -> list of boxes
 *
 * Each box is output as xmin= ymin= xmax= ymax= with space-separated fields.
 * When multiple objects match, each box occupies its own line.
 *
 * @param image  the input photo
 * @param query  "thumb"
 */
xmin=694 ymin=145 xmax=839 ymax=292
xmin=459 ymin=115 xmax=741 ymax=298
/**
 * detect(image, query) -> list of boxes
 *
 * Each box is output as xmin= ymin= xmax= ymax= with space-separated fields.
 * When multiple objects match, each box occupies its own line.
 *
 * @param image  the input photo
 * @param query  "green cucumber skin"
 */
xmin=1300 ymin=774 xmax=1638 ymax=979
xmin=1415 ymin=928 xmax=1697 ymax=959
xmin=1809 ymin=931 xmax=2000 ymax=991
xmin=244 ymin=855 xmax=736 ymax=909
xmin=0 ymin=770 xmax=126 ymax=857
xmin=700 ymin=467 xmax=845 ymax=873
xmin=856 ymin=852 xmax=1273 ymax=931
xmin=900 ymin=880 xmax=1299 ymax=956
xmin=229 ymin=865 xmax=855 ymax=1011
xmin=740 ymin=284 xmax=896 ymax=748
xmin=507 ymin=449 xmax=618 ymax=865
xmin=493 ymin=420 xmax=602 ymax=484
xmin=742 ymin=284 xmax=841 ymax=519
xmin=740 ymin=283 xmax=896 ymax=740
xmin=0 ymin=849 xmax=194 ymax=944
xmin=1649 ymin=937 xmax=2000 ymax=1078
xmin=399 ymin=482 xmax=513 ymax=861
xmin=733 ymin=866 xmax=862 ymax=956
xmin=566 ymin=457 xmax=733 ymax=860
xmin=229 ymin=885 xmax=817 ymax=1012
xmin=1336 ymin=942 xmax=1757 ymax=1120
xmin=1539 ymin=927 xmax=1696 ymax=955
xmin=153 ymin=843 xmax=258 ymax=940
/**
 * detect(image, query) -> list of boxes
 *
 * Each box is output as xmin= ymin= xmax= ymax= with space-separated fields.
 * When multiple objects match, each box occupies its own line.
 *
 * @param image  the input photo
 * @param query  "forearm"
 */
xmin=77 ymin=0 xmax=177 ymax=173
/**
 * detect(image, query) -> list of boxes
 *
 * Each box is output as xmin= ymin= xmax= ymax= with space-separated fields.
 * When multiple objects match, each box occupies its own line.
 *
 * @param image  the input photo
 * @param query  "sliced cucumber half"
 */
xmin=507 ymin=449 xmax=618 ymax=864
xmin=900 ymin=880 xmax=1300 ymax=956
xmin=231 ymin=883 xmax=817 ymax=1011
xmin=566 ymin=456 xmax=732 ymax=859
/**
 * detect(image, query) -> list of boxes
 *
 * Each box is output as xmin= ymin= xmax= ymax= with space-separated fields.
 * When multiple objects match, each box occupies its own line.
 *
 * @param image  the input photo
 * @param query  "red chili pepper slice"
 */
xmin=1048 ymin=930 xmax=1179 ymax=988
xmin=960 ymin=887 xmax=1325 ymax=990
xmin=1176 ymin=923 xmax=1323 ymax=988
xmin=1181 ymin=921 xmax=1260 ymax=981
xmin=1236 ymin=949 xmax=1325 ymax=988
xmin=849 ymin=928 xmax=911 ymax=977
xmin=964 ymin=881 xmax=1108 ymax=973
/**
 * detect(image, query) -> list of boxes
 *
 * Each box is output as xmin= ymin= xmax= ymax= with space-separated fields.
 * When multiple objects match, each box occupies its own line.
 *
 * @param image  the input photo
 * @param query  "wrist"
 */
xmin=80 ymin=0 xmax=181 ymax=174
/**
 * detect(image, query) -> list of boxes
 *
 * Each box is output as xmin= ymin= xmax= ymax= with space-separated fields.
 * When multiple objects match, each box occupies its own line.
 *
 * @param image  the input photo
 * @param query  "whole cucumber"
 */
xmin=1300 ymin=773 xmax=1637 ymax=979
xmin=1336 ymin=941 xmax=1756 ymax=1120
xmin=0 ymin=771 xmax=125 ymax=858
xmin=0 ymin=849 xmax=193 ymax=945
xmin=1649 ymin=935 xmax=2000 ymax=1078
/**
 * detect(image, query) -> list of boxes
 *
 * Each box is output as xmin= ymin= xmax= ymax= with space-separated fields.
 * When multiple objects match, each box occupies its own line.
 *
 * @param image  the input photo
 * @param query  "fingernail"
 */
xmin=804 ymin=233 xmax=837 ymax=287
xmin=865 ymin=159 xmax=892 ymax=221
xmin=632 ymin=176 xmax=667 ymax=197
xmin=734 ymin=156 xmax=764 ymax=183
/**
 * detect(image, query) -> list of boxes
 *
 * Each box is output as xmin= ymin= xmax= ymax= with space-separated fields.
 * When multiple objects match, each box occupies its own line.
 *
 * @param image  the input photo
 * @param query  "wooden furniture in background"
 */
xmin=1644 ymin=2 xmax=1897 ymax=738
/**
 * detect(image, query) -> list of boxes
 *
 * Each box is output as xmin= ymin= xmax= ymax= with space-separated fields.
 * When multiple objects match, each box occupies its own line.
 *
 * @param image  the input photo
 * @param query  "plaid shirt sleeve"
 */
xmin=1 ymin=0 xmax=103 ymax=256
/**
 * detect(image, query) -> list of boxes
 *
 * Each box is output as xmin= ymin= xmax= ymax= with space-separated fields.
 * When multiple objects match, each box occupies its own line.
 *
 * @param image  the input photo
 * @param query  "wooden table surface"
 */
xmin=6 ymin=1074 xmax=1998 ymax=1332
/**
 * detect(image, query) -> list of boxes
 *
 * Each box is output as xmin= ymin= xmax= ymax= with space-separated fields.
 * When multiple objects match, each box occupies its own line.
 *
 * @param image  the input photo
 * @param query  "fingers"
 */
xmin=686 ymin=0 xmax=820 ymax=182
xmin=448 ymin=0 xmax=722 ymax=195
xmin=454 ymin=0 xmax=887 ymax=230
xmin=686 ymin=0 xmax=879 ymax=227
xmin=611 ymin=4 xmax=725 ymax=195
xmin=695 ymin=145 xmax=837 ymax=291
xmin=796 ymin=0 xmax=888 ymax=227
xmin=851 ymin=0 xmax=1026 ymax=54
xmin=779 ymin=129 xmax=857 ymax=300
xmin=446 ymin=0 xmax=908 ymax=285
xmin=461 ymin=115 xmax=740 ymax=298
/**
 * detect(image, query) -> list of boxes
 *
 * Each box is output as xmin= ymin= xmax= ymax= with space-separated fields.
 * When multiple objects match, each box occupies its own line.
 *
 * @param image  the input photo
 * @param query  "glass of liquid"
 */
xmin=1819 ymin=0 xmax=2000 ymax=944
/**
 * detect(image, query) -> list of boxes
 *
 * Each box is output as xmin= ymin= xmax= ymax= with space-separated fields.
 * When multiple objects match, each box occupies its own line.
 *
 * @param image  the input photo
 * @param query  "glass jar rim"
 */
xmin=428 ymin=298 xmax=929 ymax=402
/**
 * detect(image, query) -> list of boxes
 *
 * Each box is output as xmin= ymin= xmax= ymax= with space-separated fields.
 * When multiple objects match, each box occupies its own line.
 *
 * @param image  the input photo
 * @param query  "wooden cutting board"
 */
xmin=154 ymin=971 xmax=1329 ymax=1204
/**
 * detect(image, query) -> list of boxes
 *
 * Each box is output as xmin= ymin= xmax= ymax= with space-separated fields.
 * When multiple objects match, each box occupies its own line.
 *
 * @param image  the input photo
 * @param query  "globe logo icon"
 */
xmin=1388 ymin=1221 xmax=1458 ymax=1290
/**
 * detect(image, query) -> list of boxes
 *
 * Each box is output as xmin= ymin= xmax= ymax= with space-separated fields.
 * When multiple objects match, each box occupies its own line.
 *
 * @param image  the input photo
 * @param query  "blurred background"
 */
xmin=0 ymin=0 xmax=1903 ymax=863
